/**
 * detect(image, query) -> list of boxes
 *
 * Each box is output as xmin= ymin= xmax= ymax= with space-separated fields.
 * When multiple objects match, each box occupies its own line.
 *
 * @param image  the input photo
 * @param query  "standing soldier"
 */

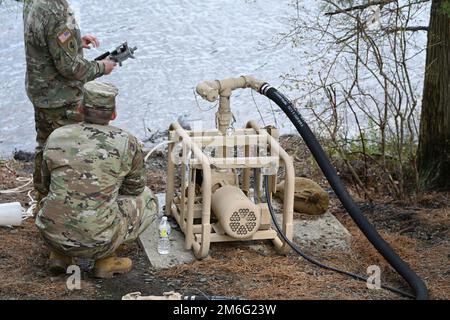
xmin=37 ymin=82 xmax=158 ymax=278
xmin=23 ymin=0 xmax=117 ymax=205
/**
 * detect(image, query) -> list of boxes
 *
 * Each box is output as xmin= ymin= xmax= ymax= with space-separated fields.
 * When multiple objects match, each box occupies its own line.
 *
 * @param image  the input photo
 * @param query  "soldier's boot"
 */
xmin=49 ymin=251 xmax=73 ymax=274
xmin=94 ymin=256 xmax=133 ymax=279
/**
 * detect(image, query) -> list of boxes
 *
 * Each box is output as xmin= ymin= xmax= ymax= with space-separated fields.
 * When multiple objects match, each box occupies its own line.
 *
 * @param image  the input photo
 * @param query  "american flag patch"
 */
xmin=58 ymin=29 xmax=72 ymax=43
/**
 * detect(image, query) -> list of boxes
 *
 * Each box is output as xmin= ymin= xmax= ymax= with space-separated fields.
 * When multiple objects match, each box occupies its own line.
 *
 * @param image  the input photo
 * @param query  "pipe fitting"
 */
xmin=196 ymin=80 xmax=221 ymax=102
xmin=196 ymin=76 xmax=268 ymax=133
xmin=196 ymin=76 xmax=267 ymax=102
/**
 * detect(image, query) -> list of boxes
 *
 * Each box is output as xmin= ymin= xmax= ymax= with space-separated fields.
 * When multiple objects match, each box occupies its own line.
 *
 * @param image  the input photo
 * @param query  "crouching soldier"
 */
xmin=36 ymin=81 xmax=158 ymax=278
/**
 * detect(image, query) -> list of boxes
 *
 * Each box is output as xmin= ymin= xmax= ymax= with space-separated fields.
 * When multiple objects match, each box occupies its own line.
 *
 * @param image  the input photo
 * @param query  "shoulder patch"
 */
xmin=57 ymin=28 xmax=73 ymax=44
xmin=57 ymin=27 xmax=77 ymax=55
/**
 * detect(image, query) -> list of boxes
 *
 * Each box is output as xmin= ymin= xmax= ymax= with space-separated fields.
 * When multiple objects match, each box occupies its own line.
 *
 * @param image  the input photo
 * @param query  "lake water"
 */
xmin=0 ymin=0 xmax=300 ymax=157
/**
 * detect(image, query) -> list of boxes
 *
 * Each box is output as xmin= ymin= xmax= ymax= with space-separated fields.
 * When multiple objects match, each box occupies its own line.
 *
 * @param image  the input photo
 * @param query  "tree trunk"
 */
xmin=418 ymin=0 xmax=450 ymax=191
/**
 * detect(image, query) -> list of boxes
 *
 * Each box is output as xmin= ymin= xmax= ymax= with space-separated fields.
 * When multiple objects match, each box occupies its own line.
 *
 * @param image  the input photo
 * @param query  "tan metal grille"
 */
xmin=229 ymin=209 xmax=257 ymax=236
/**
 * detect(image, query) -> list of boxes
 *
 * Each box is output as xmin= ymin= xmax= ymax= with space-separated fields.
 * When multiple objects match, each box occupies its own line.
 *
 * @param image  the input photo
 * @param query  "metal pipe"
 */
xmin=185 ymin=169 xmax=196 ymax=250
xmin=165 ymin=139 xmax=175 ymax=217
xmin=170 ymin=122 xmax=212 ymax=259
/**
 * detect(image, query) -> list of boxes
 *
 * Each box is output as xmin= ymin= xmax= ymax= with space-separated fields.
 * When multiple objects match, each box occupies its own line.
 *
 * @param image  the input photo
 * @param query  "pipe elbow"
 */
xmin=196 ymin=81 xmax=220 ymax=102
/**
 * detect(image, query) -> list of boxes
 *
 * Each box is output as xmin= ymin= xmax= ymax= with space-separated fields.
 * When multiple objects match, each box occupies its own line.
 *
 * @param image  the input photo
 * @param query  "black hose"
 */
xmin=259 ymin=84 xmax=428 ymax=300
xmin=263 ymin=177 xmax=414 ymax=299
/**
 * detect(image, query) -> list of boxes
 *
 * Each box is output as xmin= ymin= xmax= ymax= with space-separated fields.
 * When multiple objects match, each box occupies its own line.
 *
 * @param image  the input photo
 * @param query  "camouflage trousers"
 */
xmin=34 ymin=104 xmax=83 ymax=197
xmin=115 ymin=187 xmax=158 ymax=249
xmin=43 ymin=187 xmax=158 ymax=260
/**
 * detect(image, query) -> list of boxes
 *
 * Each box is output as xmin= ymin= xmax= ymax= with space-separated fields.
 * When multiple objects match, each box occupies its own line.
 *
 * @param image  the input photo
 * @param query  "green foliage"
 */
xmin=440 ymin=0 xmax=450 ymax=18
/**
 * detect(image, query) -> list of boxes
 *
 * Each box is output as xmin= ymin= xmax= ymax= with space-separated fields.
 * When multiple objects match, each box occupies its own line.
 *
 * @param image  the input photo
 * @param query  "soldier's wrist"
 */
xmin=97 ymin=61 xmax=106 ymax=76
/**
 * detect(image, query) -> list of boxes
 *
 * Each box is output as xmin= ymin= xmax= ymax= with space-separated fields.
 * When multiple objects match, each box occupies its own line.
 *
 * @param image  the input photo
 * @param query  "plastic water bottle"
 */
xmin=157 ymin=216 xmax=171 ymax=255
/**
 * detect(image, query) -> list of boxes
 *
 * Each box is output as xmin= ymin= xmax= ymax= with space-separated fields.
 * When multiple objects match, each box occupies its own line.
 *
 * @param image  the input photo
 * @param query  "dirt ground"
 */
xmin=0 ymin=138 xmax=449 ymax=300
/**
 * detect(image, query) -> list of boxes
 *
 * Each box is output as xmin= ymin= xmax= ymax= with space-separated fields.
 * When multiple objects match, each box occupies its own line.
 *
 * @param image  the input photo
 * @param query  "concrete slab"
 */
xmin=274 ymin=212 xmax=352 ymax=250
xmin=265 ymin=195 xmax=351 ymax=249
xmin=140 ymin=194 xmax=352 ymax=269
xmin=138 ymin=193 xmax=196 ymax=269
xmin=294 ymin=212 xmax=352 ymax=249
xmin=268 ymin=196 xmax=352 ymax=249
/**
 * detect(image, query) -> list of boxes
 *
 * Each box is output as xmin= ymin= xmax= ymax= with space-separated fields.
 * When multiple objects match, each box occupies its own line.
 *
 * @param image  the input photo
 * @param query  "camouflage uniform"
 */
xmin=23 ymin=0 xmax=106 ymax=195
xmin=35 ymin=82 xmax=157 ymax=260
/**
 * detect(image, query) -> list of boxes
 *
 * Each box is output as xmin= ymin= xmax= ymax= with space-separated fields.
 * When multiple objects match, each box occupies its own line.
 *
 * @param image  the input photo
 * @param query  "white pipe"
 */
xmin=0 ymin=177 xmax=33 ymax=194
xmin=0 ymin=202 xmax=23 ymax=226
xmin=144 ymin=141 xmax=171 ymax=163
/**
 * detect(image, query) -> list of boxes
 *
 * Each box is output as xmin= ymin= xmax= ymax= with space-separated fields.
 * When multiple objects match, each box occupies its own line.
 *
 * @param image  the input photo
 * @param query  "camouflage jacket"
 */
xmin=23 ymin=0 xmax=105 ymax=109
xmin=36 ymin=123 xmax=146 ymax=249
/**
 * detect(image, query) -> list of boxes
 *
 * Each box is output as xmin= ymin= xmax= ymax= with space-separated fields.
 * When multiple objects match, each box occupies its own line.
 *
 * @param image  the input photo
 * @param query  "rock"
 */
xmin=276 ymin=178 xmax=329 ymax=215
xmin=13 ymin=150 xmax=34 ymax=162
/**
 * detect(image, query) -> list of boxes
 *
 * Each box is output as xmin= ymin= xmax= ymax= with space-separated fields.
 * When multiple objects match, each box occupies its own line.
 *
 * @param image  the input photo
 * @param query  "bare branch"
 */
xmin=324 ymin=0 xmax=397 ymax=16
xmin=383 ymin=25 xmax=429 ymax=33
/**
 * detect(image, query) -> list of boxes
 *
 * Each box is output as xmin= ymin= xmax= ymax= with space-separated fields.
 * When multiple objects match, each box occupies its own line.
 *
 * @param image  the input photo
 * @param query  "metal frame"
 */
xmin=165 ymin=121 xmax=295 ymax=259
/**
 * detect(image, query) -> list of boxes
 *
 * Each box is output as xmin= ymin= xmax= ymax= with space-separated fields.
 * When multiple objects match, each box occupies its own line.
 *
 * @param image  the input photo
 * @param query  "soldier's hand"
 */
xmin=102 ymin=58 xmax=117 ymax=75
xmin=82 ymin=35 xmax=100 ymax=49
